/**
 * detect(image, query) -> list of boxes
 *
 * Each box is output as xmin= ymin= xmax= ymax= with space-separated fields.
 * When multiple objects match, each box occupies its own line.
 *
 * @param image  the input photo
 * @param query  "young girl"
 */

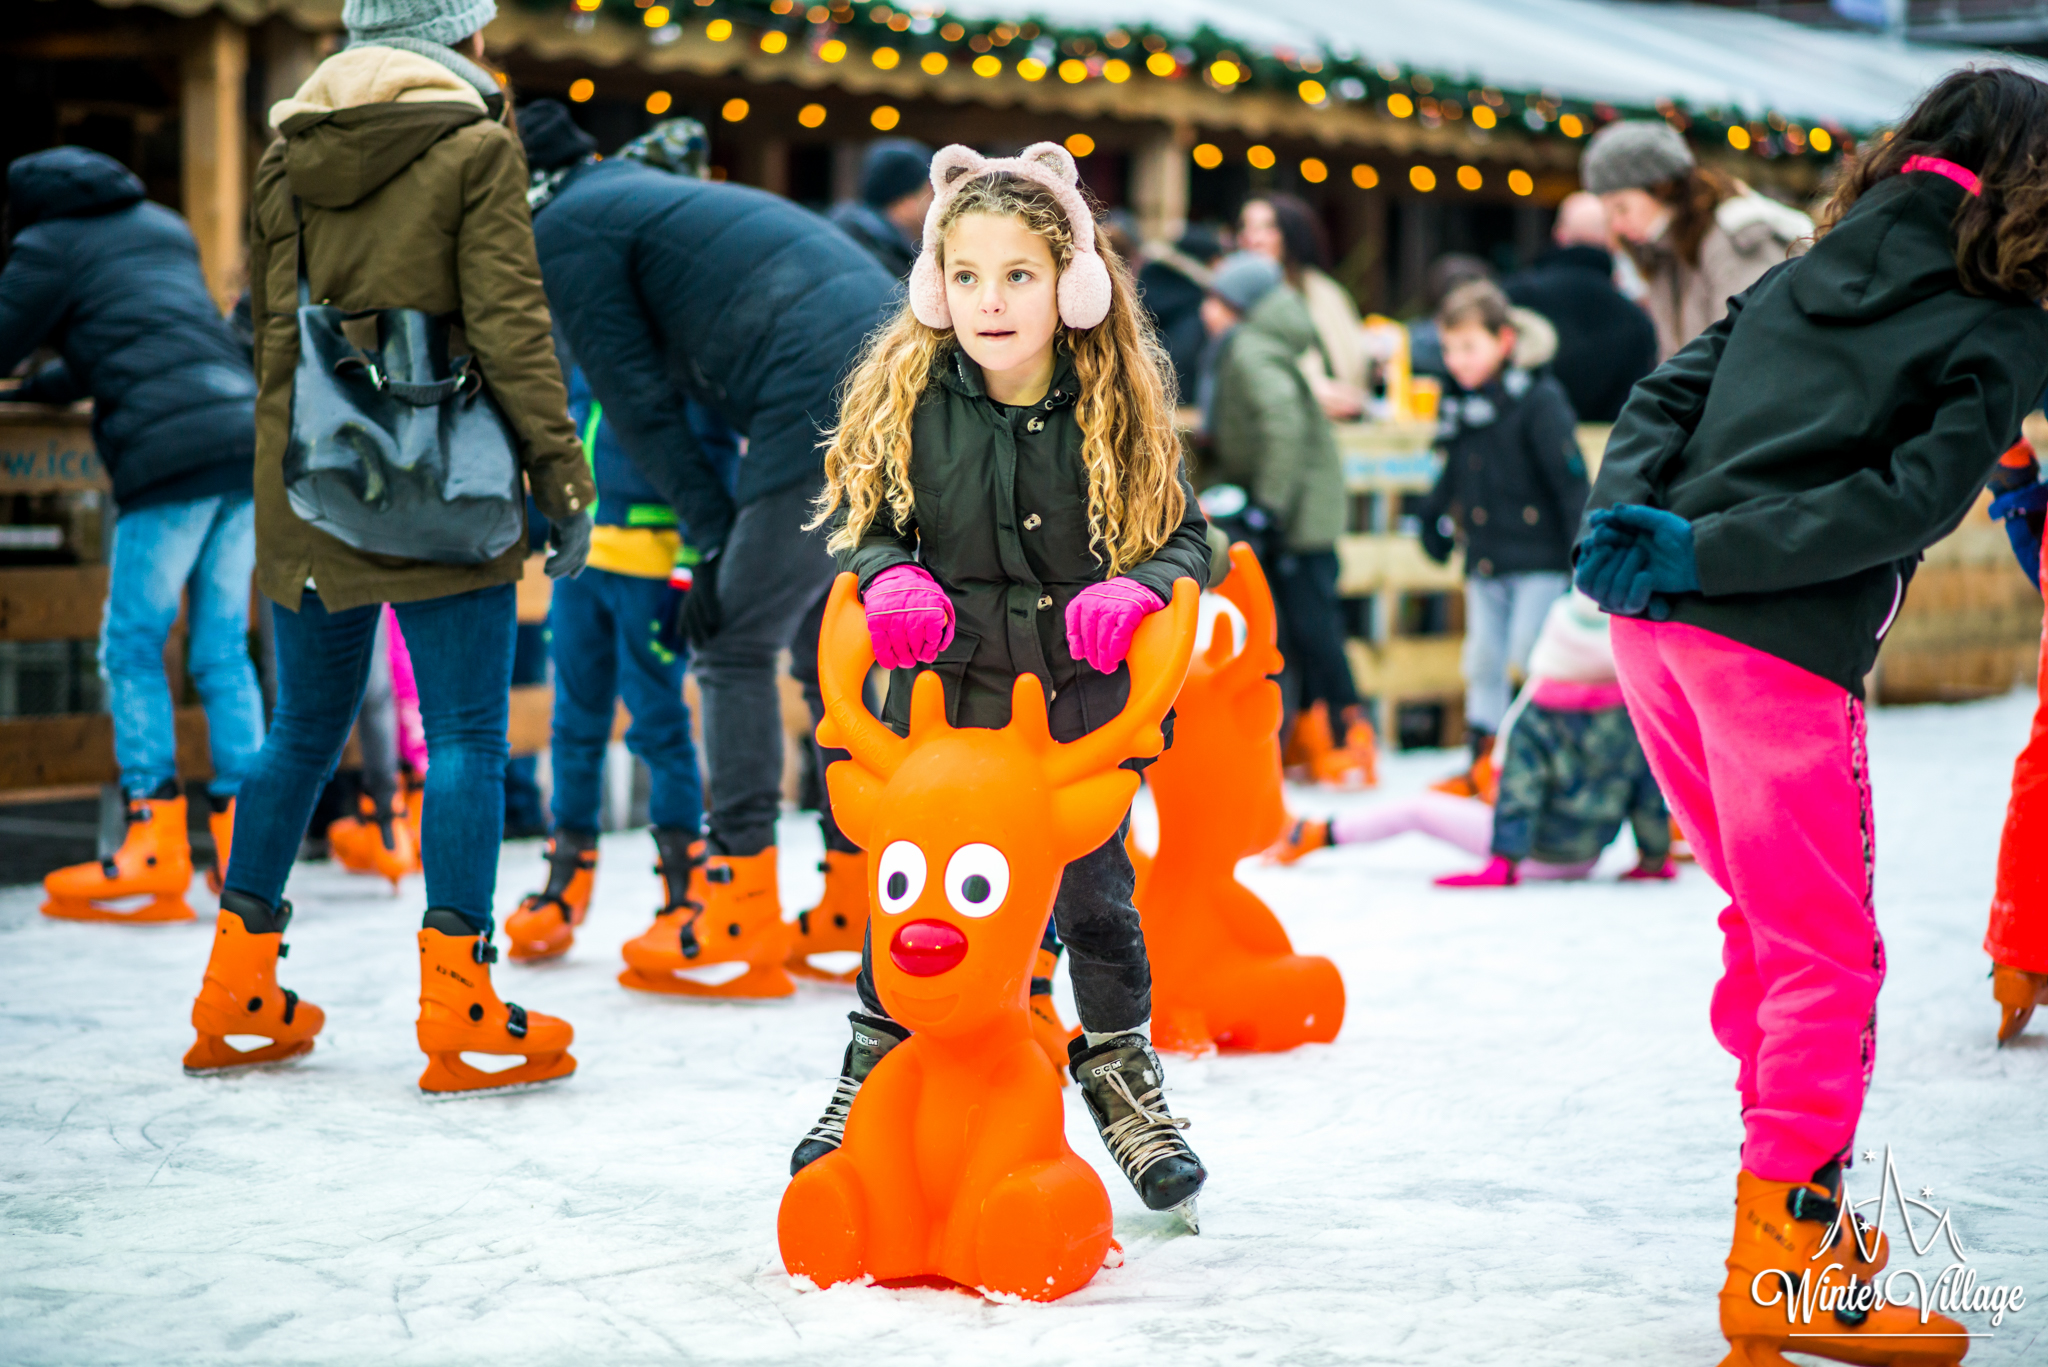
xmin=792 ymin=143 xmax=1212 ymax=1223
xmin=1575 ymin=69 xmax=2048 ymax=1363
xmin=1271 ymin=591 xmax=1672 ymax=886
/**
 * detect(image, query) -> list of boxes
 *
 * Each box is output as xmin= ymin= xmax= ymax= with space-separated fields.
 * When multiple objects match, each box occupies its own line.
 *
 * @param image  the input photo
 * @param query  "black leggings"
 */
xmin=855 ymin=817 xmax=1148 ymax=1035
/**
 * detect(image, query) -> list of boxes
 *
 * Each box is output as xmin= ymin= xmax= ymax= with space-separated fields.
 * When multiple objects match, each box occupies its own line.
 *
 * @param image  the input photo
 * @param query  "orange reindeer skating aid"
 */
xmin=1137 ymin=545 xmax=1345 ymax=1055
xmin=777 ymin=573 xmax=1197 ymax=1301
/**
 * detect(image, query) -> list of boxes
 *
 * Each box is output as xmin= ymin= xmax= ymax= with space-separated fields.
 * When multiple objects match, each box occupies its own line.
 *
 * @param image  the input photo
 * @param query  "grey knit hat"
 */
xmin=1579 ymin=120 xmax=1696 ymax=195
xmin=343 ymin=0 xmax=498 ymax=47
xmin=1209 ymin=251 xmax=1284 ymax=314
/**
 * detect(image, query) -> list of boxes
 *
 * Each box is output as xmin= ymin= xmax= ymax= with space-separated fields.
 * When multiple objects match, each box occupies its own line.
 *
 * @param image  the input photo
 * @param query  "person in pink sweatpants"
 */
xmin=1572 ymin=72 xmax=2048 ymax=1363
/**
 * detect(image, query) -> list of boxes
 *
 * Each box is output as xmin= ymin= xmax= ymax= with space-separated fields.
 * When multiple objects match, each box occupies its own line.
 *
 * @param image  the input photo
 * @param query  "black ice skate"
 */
xmin=1068 ymin=1033 xmax=1207 ymax=1232
xmin=789 ymin=1010 xmax=910 ymax=1175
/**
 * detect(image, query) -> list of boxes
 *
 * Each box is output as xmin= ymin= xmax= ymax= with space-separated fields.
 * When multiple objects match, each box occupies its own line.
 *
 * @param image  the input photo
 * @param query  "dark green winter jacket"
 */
xmin=1206 ymin=286 xmax=1347 ymax=551
xmin=838 ymin=345 xmax=1211 ymax=741
xmin=1491 ymin=701 xmax=1669 ymax=866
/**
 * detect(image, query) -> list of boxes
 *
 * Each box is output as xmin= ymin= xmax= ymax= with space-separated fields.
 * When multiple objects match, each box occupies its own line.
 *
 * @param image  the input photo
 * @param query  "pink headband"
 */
xmin=908 ymin=142 xmax=1113 ymax=332
xmin=1901 ymin=154 xmax=1982 ymax=197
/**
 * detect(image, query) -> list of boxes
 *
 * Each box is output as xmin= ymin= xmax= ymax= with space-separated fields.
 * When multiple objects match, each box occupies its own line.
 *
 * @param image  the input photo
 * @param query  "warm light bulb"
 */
xmin=1192 ymin=143 xmax=1223 ymax=170
xmin=721 ymin=97 xmax=750 ymax=121
xmin=704 ymin=16 xmax=730 ymax=38
xmin=1472 ymin=105 xmax=1496 ymax=130
xmin=1410 ymin=165 xmax=1436 ymax=192
xmin=1017 ymin=58 xmax=1046 ymax=81
xmin=643 ymin=5 xmax=670 ymax=27
xmin=920 ymin=52 xmax=947 ymax=74
xmin=819 ymin=38 xmax=847 ymax=61
xmin=1388 ymin=93 xmax=1414 ymax=118
xmin=1104 ymin=59 xmax=1130 ymax=84
xmin=1146 ymin=52 xmax=1175 ymax=77
xmin=972 ymin=54 xmax=1001 ymax=77
xmin=1351 ymin=164 xmax=1378 ymax=189
xmin=568 ymin=78 xmax=595 ymax=102
xmin=1507 ymin=169 xmax=1534 ymax=196
xmin=1300 ymin=157 xmax=1328 ymax=184
xmin=1810 ymin=127 xmax=1833 ymax=153
xmin=798 ymin=102 xmax=827 ymax=128
xmin=871 ymin=104 xmax=900 ymax=130
xmin=759 ymin=29 xmax=787 ymax=52
xmin=1247 ymin=144 xmax=1275 ymax=170
xmin=870 ymin=45 xmax=898 ymax=67
xmin=1456 ymin=165 xmax=1481 ymax=190
xmin=645 ymin=90 xmax=672 ymax=114
xmin=1298 ymin=80 xmax=1326 ymax=105
xmin=1209 ymin=59 xmax=1240 ymax=86
xmin=1728 ymin=125 xmax=1751 ymax=150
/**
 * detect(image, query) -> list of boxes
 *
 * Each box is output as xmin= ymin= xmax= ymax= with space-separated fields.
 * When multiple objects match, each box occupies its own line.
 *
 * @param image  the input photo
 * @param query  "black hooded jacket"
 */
xmin=0 ymin=147 xmax=256 ymax=510
xmin=530 ymin=158 xmax=897 ymax=548
xmin=1584 ymin=170 xmax=2048 ymax=696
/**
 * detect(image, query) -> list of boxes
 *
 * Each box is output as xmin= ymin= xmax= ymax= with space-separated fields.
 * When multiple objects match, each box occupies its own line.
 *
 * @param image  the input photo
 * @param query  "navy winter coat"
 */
xmin=531 ymin=159 xmax=897 ymax=550
xmin=0 ymin=147 xmax=256 ymax=511
xmin=1504 ymin=245 xmax=1657 ymax=423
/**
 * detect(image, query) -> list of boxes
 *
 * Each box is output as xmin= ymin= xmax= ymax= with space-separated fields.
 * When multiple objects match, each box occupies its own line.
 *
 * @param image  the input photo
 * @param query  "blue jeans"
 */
xmin=548 ymin=568 xmax=702 ymax=835
xmin=1462 ymin=571 xmax=1570 ymax=734
xmin=225 ymin=584 xmax=516 ymax=932
xmin=102 ymin=493 xmax=265 ymax=798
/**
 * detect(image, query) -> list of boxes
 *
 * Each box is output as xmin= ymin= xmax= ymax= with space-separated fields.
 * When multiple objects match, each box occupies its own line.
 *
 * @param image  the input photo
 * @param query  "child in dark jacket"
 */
xmin=795 ymin=143 xmax=1212 ymax=1227
xmin=1574 ymin=69 xmax=2048 ymax=1365
xmin=1420 ymin=279 xmax=1590 ymax=796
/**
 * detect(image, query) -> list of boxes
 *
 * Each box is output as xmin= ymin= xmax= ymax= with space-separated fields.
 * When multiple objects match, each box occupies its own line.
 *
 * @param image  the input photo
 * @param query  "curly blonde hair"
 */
xmin=810 ymin=172 xmax=1186 ymax=577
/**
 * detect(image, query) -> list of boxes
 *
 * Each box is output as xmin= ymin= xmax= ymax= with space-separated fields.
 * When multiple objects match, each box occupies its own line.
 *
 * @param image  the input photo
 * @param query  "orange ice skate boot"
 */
xmin=1029 ymin=943 xmax=1080 ymax=1083
xmin=416 ymin=908 xmax=576 ymax=1097
xmin=1282 ymin=701 xmax=1336 ymax=779
xmin=1718 ymin=1168 xmax=1962 ymax=1367
xmin=1993 ymin=963 xmax=2048 ymax=1044
xmin=504 ymin=829 xmax=599 ymax=963
xmin=328 ymin=794 xmax=419 ymax=889
xmin=1431 ymin=733 xmax=1497 ymax=802
xmin=620 ymin=836 xmax=794 ymax=999
xmin=184 ymin=891 xmax=325 ymax=1075
xmin=1310 ymin=706 xmax=1379 ymax=788
xmin=42 ymin=787 xmax=195 ymax=923
xmin=1264 ymin=816 xmax=1332 ymax=866
xmin=787 ymin=848 xmax=868 ymax=983
xmin=204 ymin=796 xmax=235 ymax=895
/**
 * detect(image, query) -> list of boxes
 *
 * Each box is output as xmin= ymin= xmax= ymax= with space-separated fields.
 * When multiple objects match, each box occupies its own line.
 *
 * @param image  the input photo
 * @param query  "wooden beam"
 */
xmin=1130 ymin=127 xmax=1191 ymax=245
xmin=181 ymin=16 xmax=249 ymax=314
xmin=0 ymin=567 xmax=109 ymax=641
xmin=516 ymin=554 xmax=552 ymax=624
xmin=0 ymin=708 xmax=211 ymax=790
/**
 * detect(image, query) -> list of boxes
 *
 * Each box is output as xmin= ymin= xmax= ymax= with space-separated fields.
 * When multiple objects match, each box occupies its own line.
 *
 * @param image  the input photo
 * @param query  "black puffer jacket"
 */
xmin=839 ymin=347 xmax=1211 ymax=741
xmin=0 ymin=147 xmax=256 ymax=510
xmin=1420 ymin=369 xmax=1588 ymax=577
xmin=1504 ymin=245 xmax=1657 ymax=423
xmin=531 ymin=159 xmax=897 ymax=549
xmin=1584 ymin=170 xmax=2048 ymax=696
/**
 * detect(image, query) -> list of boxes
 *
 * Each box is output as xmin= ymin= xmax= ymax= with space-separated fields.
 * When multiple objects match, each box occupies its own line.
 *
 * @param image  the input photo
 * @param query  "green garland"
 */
xmin=524 ymin=0 xmax=1855 ymax=162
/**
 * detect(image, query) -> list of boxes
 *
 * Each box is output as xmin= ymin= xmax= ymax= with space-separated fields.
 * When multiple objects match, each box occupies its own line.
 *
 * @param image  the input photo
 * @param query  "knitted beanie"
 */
xmin=1579 ymin=120 xmax=1696 ymax=195
xmin=1209 ymin=251 xmax=1284 ymax=315
xmin=343 ymin=0 xmax=498 ymax=48
xmin=1525 ymin=591 xmax=1616 ymax=684
xmin=861 ymin=138 xmax=934 ymax=208
xmin=518 ymin=99 xmax=597 ymax=173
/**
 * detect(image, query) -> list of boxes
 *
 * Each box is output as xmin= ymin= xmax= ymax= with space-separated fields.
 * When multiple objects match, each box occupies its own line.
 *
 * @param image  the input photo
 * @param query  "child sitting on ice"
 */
xmin=1269 ymin=590 xmax=1671 ymax=884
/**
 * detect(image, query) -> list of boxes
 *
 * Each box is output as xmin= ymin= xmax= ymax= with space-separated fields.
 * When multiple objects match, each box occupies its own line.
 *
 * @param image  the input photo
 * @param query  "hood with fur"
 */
xmin=269 ymin=47 xmax=489 ymax=211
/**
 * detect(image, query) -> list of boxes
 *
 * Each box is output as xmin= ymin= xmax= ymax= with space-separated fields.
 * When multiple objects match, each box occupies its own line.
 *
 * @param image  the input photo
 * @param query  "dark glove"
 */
xmin=676 ymin=545 xmax=724 ymax=649
xmin=1989 ymin=481 xmax=2048 ymax=589
xmin=654 ymin=562 xmax=695 ymax=658
xmin=1574 ymin=535 xmax=1655 ymax=615
xmin=544 ymin=510 xmax=592 ymax=580
xmin=1594 ymin=505 xmax=1700 ymax=594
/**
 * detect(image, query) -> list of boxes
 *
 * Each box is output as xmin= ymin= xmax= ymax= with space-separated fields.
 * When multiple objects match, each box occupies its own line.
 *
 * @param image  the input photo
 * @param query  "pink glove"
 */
xmin=863 ymin=564 xmax=955 ymax=670
xmin=1434 ymin=855 xmax=1519 ymax=888
xmin=1065 ymin=577 xmax=1165 ymax=674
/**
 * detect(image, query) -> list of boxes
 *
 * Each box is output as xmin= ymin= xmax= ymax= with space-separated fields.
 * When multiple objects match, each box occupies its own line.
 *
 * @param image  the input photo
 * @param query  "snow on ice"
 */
xmin=3 ymin=692 xmax=2046 ymax=1365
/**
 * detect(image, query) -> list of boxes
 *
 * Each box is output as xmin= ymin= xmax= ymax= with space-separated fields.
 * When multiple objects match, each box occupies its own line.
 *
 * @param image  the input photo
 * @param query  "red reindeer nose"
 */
xmin=890 ymin=919 xmax=968 ymax=976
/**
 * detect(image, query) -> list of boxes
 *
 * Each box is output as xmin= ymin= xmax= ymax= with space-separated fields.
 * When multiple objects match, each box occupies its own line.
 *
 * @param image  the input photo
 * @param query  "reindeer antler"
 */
xmin=1211 ymin=543 xmax=1285 ymax=689
xmin=815 ymin=573 xmax=910 ymax=779
xmin=1043 ymin=579 xmax=1199 ymax=787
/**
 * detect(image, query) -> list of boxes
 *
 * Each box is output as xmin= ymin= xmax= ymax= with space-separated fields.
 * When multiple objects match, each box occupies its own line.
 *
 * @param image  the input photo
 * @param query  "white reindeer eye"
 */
xmin=876 ymin=841 xmax=927 ymax=915
xmin=944 ymin=844 xmax=1009 ymax=918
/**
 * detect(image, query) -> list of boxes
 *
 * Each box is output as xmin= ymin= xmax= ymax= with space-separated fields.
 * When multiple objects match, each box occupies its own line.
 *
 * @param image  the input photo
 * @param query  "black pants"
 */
xmin=856 ymin=817 xmax=1148 ymax=1034
xmin=1271 ymin=548 xmax=1359 ymax=728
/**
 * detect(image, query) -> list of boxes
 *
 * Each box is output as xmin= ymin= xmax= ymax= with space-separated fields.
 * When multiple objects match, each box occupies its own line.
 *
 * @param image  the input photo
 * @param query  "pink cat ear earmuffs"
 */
xmin=907 ymin=142 xmax=1113 ymax=332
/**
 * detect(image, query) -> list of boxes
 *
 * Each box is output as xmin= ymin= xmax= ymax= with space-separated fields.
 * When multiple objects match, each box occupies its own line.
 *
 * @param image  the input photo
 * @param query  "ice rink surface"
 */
xmin=3 ymin=691 xmax=2046 ymax=1366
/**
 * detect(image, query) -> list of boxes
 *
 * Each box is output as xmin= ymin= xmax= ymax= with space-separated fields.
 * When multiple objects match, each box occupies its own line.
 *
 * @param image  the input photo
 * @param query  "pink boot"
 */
xmin=1622 ymin=861 xmax=1678 ymax=882
xmin=1435 ymin=855 xmax=1517 ymax=888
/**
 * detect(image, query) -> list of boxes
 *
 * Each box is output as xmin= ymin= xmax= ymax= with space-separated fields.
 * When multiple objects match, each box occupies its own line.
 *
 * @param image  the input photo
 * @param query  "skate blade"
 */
xmin=417 ymin=1051 xmax=576 ymax=1098
xmin=616 ymin=965 xmax=796 ymax=1000
xmin=183 ymin=1037 xmax=316 ymax=1076
xmin=41 ymin=895 xmax=195 ymax=924
xmin=1173 ymin=1197 xmax=1200 ymax=1235
xmin=786 ymin=957 xmax=861 ymax=985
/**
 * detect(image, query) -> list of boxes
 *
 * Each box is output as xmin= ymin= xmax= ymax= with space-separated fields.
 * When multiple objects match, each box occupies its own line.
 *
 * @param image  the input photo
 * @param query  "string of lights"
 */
xmin=528 ymin=0 xmax=1856 ymax=166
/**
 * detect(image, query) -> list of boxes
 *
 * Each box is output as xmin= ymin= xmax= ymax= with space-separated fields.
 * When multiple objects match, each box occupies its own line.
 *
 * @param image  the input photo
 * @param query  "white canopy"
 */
xmin=938 ymin=0 xmax=2048 ymax=127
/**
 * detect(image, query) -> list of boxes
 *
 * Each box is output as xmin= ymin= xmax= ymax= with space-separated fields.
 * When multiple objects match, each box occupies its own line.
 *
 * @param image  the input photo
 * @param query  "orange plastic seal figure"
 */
xmin=1137 ymin=544 xmax=1346 ymax=1055
xmin=777 ymin=572 xmax=1197 ymax=1301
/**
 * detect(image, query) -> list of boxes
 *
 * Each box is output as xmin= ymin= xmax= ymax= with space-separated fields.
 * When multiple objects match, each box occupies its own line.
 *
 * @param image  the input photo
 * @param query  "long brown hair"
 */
xmin=1639 ymin=165 xmax=1744 ymax=269
xmin=1815 ymin=67 xmax=2048 ymax=299
xmin=812 ymin=171 xmax=1186 ymax=577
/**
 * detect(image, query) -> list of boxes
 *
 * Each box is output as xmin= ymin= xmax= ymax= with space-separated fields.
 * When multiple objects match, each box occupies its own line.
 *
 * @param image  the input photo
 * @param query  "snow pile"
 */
xmin=2 ymin=693 xmax=2044 ymax=1365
